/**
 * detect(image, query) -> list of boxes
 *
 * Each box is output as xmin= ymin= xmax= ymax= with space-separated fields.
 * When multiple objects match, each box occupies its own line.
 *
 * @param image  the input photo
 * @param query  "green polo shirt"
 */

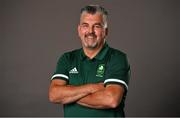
xmin=51 ymin=43 xmax=130 ymax=117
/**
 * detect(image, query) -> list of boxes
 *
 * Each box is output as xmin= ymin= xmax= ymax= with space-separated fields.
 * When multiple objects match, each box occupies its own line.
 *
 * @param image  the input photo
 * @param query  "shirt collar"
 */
xmin=80 ymin=42 xmax=109 ymax=61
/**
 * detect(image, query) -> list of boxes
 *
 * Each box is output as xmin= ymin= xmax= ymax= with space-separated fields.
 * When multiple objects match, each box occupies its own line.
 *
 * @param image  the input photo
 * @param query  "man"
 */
xmin=49 ymin=5 xmax=130 ymax=117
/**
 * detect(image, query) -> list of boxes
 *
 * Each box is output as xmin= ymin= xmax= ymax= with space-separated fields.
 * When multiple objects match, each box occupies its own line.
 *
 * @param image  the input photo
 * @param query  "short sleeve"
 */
xmin=104 ymin=52 xmax=130 ymax=92
xmin=51 ymin=53 xmax=69 ymax=82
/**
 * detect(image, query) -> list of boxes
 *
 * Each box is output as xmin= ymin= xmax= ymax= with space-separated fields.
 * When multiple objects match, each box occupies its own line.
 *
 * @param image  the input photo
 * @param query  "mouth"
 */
xmin=85 ymin=33 xmax=97 ymax=39
xmin=86 ymin=36 xmax=95 ymax=39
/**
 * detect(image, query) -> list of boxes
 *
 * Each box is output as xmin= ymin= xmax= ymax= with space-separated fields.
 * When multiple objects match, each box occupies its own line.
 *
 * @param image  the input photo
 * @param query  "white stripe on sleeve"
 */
xmin=104 ymin=79 xmax=128 ymax=90
xmin=51 ymin=74 xmax=69 ymax=80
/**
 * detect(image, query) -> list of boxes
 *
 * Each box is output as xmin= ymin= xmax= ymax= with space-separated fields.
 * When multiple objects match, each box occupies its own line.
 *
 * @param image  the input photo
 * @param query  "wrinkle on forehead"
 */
xmin=80 ymin=12 xmax=105 ymax=26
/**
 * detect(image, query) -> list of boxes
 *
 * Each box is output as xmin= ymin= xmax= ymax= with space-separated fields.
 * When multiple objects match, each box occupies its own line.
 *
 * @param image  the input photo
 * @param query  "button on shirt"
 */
xmin=51 ymin=43 xmax=130 ymax=117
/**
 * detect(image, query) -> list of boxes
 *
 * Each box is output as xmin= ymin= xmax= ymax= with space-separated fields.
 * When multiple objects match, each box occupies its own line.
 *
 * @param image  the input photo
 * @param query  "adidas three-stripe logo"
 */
xmin=69 ymin=67 xmax=78 ymax=74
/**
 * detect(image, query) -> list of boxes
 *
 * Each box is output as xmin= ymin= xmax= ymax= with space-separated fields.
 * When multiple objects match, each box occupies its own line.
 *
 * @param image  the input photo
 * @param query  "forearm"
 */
xmin=59 ymin=85 xmax=93 ymax=104
xmin=49 ymin=82 xmax=104 ymax=104
xmin=77 ymin=85 xmax=124 ymax=109
xmin=77 ymin=90 xmax=112 ymax=109
xmin=49 ymin=84 xmax=92 ymax=104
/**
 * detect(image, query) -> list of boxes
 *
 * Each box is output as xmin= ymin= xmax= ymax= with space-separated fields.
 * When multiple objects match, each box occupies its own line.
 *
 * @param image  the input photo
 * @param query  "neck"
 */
xmin=83 ymin=44 xmax=104 ymax=59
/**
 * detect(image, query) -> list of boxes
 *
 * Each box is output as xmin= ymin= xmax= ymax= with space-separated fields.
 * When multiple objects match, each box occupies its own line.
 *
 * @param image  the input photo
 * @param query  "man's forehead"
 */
xmin=80 ymin=12 xmax=103 ymax=22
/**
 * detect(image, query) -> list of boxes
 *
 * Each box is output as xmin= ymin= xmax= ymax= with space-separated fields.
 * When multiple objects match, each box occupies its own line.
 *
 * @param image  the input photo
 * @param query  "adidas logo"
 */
xmin=69 ymin=67 xmax=79 ymax=74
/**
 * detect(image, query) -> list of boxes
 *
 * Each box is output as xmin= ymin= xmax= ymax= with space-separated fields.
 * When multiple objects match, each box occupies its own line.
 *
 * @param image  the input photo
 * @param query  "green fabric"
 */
xmin=51 ymin=43 xmax=130 ymax=117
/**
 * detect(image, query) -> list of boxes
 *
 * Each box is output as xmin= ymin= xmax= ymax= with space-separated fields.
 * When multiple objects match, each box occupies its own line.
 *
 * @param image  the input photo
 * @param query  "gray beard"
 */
xmin=82 ymin=38 xmax=98 ymax=50
xmin=84 ymin=43 xmax=98 ymax=50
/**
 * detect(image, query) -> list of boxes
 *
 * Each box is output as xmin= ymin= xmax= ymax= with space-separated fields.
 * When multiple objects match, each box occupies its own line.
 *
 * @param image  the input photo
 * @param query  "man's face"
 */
xmin=78 ymin=12 xmax=107 ymax=50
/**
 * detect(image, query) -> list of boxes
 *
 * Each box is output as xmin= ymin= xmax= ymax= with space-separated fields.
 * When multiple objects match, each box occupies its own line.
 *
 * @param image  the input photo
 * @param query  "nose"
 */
xmin=88 ymin=26 xmax=95 ymax=33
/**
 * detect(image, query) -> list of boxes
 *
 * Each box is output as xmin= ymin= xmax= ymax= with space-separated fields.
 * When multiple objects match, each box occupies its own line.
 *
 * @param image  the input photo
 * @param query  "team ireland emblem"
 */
xmin=96 ymin=64 xmax=105 ymax=77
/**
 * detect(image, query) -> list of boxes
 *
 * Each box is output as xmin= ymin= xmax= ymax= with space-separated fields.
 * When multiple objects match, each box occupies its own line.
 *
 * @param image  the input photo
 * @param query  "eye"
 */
xmin=80 ymin=24 xmax=89 ymax=29
xmin=94 ymin=24 xmax=103 ymax=29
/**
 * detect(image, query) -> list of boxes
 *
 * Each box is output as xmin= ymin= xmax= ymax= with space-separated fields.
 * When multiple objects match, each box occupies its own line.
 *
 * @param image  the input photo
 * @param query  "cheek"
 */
xmin=96 ymin=30 xmax=105 ymax=37
xmin=78 ymin=30 xmax=85 ymax=38
xmin=80 ymin=29 xmax=87 ymax=36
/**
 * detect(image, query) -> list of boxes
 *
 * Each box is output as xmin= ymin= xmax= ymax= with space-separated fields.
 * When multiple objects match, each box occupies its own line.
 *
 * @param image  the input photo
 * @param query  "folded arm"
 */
xmin=48 ymin=79 xmax=104 ymax=104
xmin=77 ymin=84 xmax=125 ymax=109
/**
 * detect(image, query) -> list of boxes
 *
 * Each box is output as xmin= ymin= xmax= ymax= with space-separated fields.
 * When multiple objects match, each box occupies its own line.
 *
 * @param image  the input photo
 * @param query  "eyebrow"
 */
xmin=80 ymin=22 xmax=103 ymax=26
xmin=94 ymin=23 xmax=103 ymax=26
xmin=81 ymin=22 xmax=88 ymax=25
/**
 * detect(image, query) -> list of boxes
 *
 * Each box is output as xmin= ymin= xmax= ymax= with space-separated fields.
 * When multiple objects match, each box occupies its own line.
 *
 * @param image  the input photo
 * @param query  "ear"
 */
xmin=105 ymin=28 xmax=108 ymax=36
xmin=77 ymin=24 xmax=81 ymax=36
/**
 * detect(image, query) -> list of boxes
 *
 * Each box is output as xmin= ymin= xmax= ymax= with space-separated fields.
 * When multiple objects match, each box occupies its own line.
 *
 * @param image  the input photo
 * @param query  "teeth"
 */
xmin=87 ymin=36 xmax=94 ymax=38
